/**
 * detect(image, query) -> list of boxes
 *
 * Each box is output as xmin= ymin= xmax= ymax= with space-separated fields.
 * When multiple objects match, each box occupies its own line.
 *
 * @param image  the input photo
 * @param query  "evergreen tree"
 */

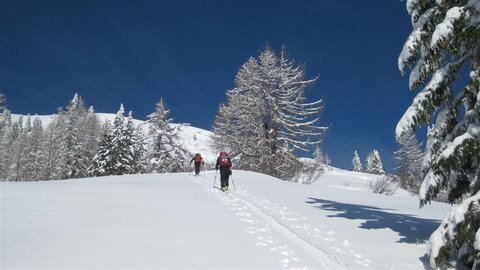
xmin=146 ymin=98 xmax=187 ymax=173
xmin=37 ymin=94 xmax=96 ymax=180
xmin=366 ymin=149 xmax=385 ymax=175
xmin=324 ymin=154 xmax=331 ymax=167
xmin=83 ymin=106 xmax=102 ymax=171
xmin=42 ymin=108 xmax=67 ymax=180
xmin=0 ymin=109 xmax=12 ymax=179
xmin=397 ymin=1 xmax=480 ymax=268
xmin=313 ymin=145 xmax=330 ymax=170
xmin=58 ymin=93 xmax=89 ymax=179
xmin=22 ymin=117 xmax=45 ymax=181
xmin=7 ymin=117 xmax=28 ymax=181
xmin=132 ymin=125 xmax=147 ymax=174
xmin=352 ymin=150 xmax=363 ymax=172
xmin=89 ymin=122 xmax=115 ymax=176
xmin=313 ymin=145 xmax=327 ymax=165
xmin=125 ymin=111 xmax=146 ymax=174
xmin=89 ymin=105 xmax=138 ymax=176
xmin=394 ymin=132 xmax=424 ymax=192
xmin=213 ymin=46 xmax=327 ymax=179
xmin=110 ymin=104 xmax=132 ymax=175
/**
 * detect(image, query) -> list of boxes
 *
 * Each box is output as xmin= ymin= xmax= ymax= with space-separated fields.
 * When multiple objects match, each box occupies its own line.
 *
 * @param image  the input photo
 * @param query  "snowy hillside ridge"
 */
xmin=2 ymin=170 xmax=450 ymax=269
xmin=11 ymin=113 xmax=217 ymax=164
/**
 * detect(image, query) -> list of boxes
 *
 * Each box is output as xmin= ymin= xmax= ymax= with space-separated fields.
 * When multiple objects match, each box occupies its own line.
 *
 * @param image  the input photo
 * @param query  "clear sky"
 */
xmin=0 ymin=0 xmax=416 ymax=171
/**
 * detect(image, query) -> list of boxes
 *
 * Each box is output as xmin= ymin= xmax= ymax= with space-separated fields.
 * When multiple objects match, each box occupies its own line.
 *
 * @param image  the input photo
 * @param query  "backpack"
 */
xmin=219 ymin=152 xmax=230 ymax=167
xmin=194 ymin=153 xmax=202 ymax=163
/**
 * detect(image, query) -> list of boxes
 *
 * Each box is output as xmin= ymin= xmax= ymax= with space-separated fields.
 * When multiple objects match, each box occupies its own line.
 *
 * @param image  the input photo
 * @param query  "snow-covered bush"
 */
xmin=369 ymin=175 xmax=398 ymax=196
xmin=293 ymin=160 xmax=323 ymax=184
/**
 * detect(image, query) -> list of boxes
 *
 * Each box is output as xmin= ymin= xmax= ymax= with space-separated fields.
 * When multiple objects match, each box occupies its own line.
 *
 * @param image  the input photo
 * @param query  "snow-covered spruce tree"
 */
xmin=110 ymin=105 xmax=134 ymax=175
xmin=397 ymin=1 xmax=480 ymax=268
xmin=21 ymin=117 xmax=45 ymax=181
xmin=132 ymin=125 xmax=147 ymax=174
xmin=8 ymin=116 xmax=45 ymax=181
xmin=57 ymin=93 xmax=89 ymax=179
xmin=89 ymin=105 xmax=141 ymax=176
xmin=83 ymin=106 xmax=101 ymax=168
xmin=41 ymin=108 xmax=67 ymax=180
xmin=313 ymin=145 xmax=327 ymax=167
xmin=125 ymin=111 xmax=147 ymax=174
xmin=394 ymin=132 xmax=424 ymax=193
xmin=213 ymin=46 xmax=327 ymax=179
xmin=89 ymin=122 xmax=115 ymax=176
xmin=0 ymin=107 xmax=12 ymax=179
xmin=366 ymin=149 xmax=385 ymax=175
xmin=146 ymin=98 xmax=187 ymax=173
xmin=352 ymin=150 xmax=363 ymax=172
xmin=38 ymin=94 xmax=100 ymax=180
xmin=6 ymin=116 xmax=28 ymax=181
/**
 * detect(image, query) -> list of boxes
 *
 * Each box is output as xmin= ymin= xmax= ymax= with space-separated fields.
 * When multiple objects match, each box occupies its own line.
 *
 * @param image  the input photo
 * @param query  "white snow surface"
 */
xmin=2 ymin=169 xmax=450 ymax=269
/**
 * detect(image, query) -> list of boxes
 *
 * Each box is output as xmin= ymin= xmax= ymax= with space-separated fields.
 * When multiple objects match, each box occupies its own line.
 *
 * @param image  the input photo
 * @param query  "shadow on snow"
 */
xmin=306 ymin=197 xmax=440 ymax=244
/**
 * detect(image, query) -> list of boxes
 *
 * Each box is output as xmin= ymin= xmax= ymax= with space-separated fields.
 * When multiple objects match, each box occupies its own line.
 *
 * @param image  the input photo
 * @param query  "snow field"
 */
xmin=1 ymin=170 xmax=450 ymax=269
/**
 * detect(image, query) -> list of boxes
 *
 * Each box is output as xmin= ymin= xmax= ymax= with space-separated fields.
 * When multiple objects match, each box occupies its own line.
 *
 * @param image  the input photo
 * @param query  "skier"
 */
xmin=190 ymin=153 xmax=203 ymax=176
xmin=215 ymin=151 xmax=232 ymax=192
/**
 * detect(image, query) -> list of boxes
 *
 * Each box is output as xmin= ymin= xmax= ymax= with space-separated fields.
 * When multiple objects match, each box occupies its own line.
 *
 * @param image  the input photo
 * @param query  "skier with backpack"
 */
xmin=190 ymin=153 xmax=203 ymax=176
xmin=215 ymin=151 xmax=232 ymax=192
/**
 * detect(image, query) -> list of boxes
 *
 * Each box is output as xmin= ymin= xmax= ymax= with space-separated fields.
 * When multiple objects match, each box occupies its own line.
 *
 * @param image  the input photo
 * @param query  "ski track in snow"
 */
xmin=193 ymin=174 xmax=372 ymax=269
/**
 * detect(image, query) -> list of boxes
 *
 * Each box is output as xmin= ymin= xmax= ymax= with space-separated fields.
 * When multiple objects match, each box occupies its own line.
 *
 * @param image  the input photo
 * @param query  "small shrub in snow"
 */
xmin=392 ymin=172 xmax=420 ymax=195
xmin=293 ymin=162 xmax=323 ymax=184
xmin=341 ymin=180 xmax=352 ymax=187
xmin=369 ymin=175 xmax=398 ymax=196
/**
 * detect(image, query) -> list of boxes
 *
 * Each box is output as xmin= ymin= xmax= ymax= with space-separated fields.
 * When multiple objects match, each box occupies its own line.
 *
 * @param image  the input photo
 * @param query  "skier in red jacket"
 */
xmin=190 ymin=153 xmax=203 ymax=176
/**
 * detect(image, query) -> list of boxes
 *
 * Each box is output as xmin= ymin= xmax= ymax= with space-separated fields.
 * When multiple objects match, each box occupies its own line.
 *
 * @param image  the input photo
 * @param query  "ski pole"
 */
xmin=213 ymin=170 xmax=217 ymax=188
xmin=231 ymin=173 xmax=237 ymax=191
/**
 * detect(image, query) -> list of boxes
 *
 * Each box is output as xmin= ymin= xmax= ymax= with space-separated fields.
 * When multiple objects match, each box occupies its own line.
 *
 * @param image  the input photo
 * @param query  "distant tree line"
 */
xmin=0 ymin=93 xmax=188 ymax=181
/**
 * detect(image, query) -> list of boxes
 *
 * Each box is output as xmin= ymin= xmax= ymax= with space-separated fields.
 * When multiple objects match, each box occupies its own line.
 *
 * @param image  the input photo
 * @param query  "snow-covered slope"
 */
xmin=1 ymin=170 xmax=449 ymax=269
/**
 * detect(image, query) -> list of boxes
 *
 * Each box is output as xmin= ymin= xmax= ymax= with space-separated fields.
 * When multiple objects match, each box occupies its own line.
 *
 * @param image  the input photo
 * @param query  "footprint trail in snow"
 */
xmin=194 ymin=173 xmax=372 ymax=269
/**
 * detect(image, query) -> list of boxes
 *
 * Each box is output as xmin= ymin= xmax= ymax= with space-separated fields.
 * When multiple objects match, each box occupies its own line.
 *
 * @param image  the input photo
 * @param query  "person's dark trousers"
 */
xmin=194 ymin=163 xmax=201 ymax=175
xmin=220 ymin=167 xmax=230 ymax=188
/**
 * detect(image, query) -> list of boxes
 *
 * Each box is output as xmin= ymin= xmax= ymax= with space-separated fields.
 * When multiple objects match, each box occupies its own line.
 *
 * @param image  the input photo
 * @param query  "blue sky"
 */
xmin=0 ymin=0 xmax=417 ymax=171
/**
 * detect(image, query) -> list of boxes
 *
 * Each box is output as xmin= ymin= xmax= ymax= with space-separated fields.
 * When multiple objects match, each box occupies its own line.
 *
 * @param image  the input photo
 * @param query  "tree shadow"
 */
xmin=306 ymin=197 xmax=441 ymax=244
